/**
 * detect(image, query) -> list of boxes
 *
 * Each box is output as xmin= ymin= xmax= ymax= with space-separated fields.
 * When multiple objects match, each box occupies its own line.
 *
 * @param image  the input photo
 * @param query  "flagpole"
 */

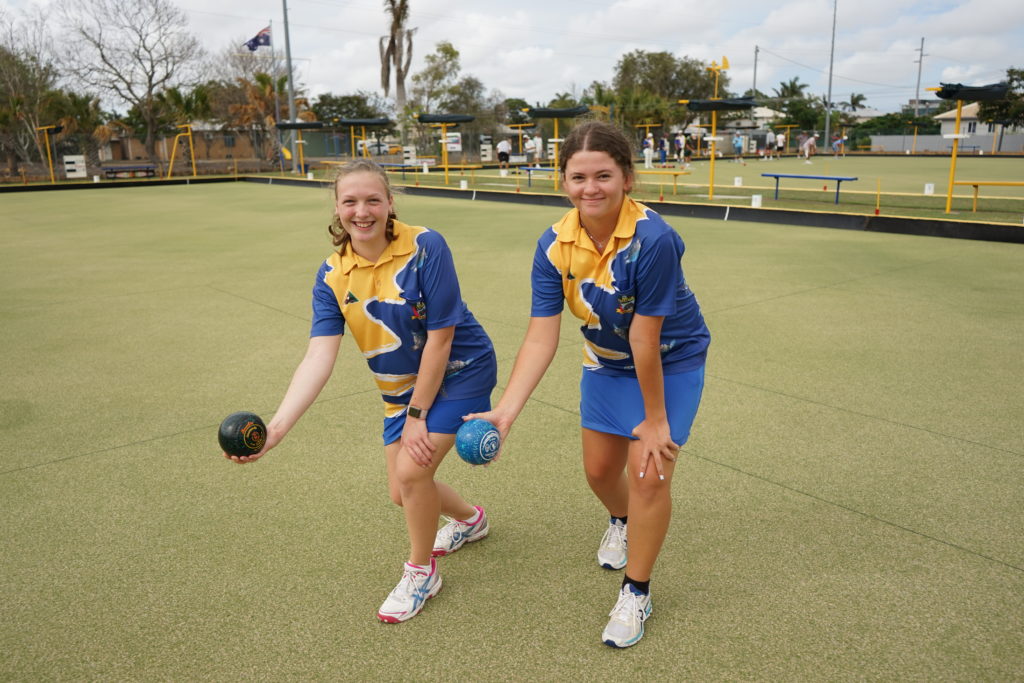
xmin=282 ymin=0 xmax=299 ymax=172
xmin=269 ymin=19 xmax=284 ymax=170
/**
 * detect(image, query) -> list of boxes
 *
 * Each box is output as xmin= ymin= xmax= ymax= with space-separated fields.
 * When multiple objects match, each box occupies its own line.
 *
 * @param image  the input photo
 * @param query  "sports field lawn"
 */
xmin=2 ymin=183 xmax=1023 ymax=679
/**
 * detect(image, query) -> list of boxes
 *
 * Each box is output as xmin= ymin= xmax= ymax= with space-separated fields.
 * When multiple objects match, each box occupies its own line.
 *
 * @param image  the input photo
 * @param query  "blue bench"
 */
xmin=519 ymin=166 xmax=557 ymax=187
xmin=762 ymin=173 xmax=858 ymax=204
xmin=103 ymin=165 xmax=156 ymax=179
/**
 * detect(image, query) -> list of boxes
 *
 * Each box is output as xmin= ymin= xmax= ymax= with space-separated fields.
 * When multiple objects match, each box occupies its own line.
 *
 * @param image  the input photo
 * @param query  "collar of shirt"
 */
xmin=553 ymin=196 xmax=648 ymax=252
xmin=337 ymin=219 xmax=417 ymax=274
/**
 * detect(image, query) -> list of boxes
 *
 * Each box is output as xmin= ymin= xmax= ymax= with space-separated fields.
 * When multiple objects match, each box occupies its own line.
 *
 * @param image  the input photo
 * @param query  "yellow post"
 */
xmin=709 ymin=110 xmax=719 ymax=200
xmin=165 ymin=125 xmax=196 ymax=178
xmin=991 ymin=124 xmax=999 ymax=155
xmin=40 ymin=127 xmax=55 ymax=184
xmin=704 ymin=57 xmax=729 ymax=201
xmin=36 ymin=125 xmax=57 ymax=183
xmin=875 ymin=178 xmax=881 ymax=215
xmin=297 ymin=129 xmax=306 ymax=174
xmin=553 ymin=119 xmax=561 ymax=192
xmin=945 ymin=99 xmax=964 ymax=214
xmin=184 ymin=125 xmax=196 ymax=177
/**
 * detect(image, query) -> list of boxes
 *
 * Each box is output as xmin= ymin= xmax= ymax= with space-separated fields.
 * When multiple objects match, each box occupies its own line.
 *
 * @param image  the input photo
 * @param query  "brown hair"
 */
xmin=328 ymin=158 xmax=398 ymax=249
xmin=558 ymin=120 xmax=636 ymax=185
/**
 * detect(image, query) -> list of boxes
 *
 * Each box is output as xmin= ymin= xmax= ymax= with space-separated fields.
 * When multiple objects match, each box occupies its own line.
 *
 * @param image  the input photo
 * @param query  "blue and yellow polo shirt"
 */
xmin=310 ymin=220 xmax=495 ymax=415
xmin=531 ymin=197 xmax=710 ymax=376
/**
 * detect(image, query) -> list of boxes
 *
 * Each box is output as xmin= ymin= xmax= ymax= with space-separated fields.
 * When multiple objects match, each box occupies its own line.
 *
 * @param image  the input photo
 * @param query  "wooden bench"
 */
xmin=762 ymin=173 xmax=859 ymax=205
xmin=103 ymin=165 xmax=156 ymax=179
xmin=952 ymin=180 xmax=1024 ymax=212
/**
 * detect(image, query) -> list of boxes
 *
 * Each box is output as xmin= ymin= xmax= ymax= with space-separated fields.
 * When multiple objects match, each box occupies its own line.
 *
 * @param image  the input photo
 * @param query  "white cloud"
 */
xmin=2 ymin=0 xmax=1020 ymax=113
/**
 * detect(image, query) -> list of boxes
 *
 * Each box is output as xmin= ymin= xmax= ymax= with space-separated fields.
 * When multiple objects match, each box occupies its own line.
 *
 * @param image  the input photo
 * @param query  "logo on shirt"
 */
xmin=344 ymin=291 xmax=359 ymax=304
xmin=616 ymin=295 xmax=635 ymax=315
xmin=410 ymin=301 xmax=426 ymax=320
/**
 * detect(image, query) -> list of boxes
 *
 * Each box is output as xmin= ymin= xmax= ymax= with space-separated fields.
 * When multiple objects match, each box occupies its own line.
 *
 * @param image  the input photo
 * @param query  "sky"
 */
xmin=4 ymin=0 xmax=1023 ymax=114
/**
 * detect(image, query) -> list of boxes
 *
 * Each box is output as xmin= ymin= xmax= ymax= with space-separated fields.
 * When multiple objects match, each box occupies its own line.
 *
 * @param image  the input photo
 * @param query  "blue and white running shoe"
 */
xmin=377 ymin=558 xmax=442 ymax=623
xmin=432 ymin=506 xmax=489 ymax=557
xmin=602 ymin=584 xmax=652 ymax=648
xmin=597 ymin=519 xmax=627 ymax=570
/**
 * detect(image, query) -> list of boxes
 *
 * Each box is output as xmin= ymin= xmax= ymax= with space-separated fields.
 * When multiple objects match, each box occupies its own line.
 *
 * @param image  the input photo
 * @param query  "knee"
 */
xmin=394 ymin=456 xmax=431 ymax=495
xmin=585 ymin=458 xmax=623 ymax=487
xmin=629 ymin=472 xmax=670 ymax=504
xmin=387 ymin=484 xmax=404 ymax=507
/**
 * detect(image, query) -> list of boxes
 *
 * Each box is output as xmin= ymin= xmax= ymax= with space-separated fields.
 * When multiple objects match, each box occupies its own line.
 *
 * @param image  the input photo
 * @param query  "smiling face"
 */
xmin=563 ymin=150 xmax=633 ymax=232
xmin=334 ymin=171 xmax=395 ymax=259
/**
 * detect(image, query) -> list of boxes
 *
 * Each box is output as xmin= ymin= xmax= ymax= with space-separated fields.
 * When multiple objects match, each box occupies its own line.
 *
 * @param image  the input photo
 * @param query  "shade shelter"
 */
xmin=679 ymin=97 xmax=755 ymax=201
xmin=525 ymin=105 xmax=589 ymax=190
xmin=417 ymin=114 xmax=475 ymax=185
xmin=931 ymin=82 xmax=1009 ymax=213
xmin=336 ymin=118 xmax=392 ymax=158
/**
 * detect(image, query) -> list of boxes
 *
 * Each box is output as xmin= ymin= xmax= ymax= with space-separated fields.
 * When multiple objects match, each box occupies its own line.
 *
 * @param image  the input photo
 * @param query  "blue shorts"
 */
xmin=580 ymin=365 xmax=705 ymax=445
xmin=383 ymin=394 xmax=492 ymax=445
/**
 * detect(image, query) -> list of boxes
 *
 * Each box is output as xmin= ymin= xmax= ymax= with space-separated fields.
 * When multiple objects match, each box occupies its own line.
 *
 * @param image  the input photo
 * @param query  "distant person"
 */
xmin=533 ymin=134 xmax=544 ymax=162
xmin=642 ymin=132 xmax=654 ymax=169
xmin=497 ymin=137 xmax=512 ymax=172
xmin=764 ymin=129 xmax=776 ymax=160
xmin=674 ymin=133 xmax=684 ymax=163
xmin=801 ymin=134 xmax=818 ymax=163
xmin=776 ymin=131 xmax=786 ymax=158
xmin=732 ymin=131 xmax=746 ymax=165
xmin=524 ymin=134 xmax=537 ymax=163
xmin=658 ymin=135 xmax=668 ymax=166
xmin=683 ymin=137 xmax=693 ymax=167
xmin=832 ymin=135 xmax=844 ymax=158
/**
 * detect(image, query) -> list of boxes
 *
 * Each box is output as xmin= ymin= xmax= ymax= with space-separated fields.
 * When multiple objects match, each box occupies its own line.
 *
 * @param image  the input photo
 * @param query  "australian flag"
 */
xmin=244 ymin=27 xmax=271 ymax=52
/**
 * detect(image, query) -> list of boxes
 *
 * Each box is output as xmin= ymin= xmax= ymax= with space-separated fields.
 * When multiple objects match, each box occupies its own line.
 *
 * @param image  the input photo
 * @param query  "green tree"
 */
xmin=56 ymin=0 xmax=204 ymax=166
xmin=410 ymin=41 xmax=460 ymax=114
xmin=0 ymin=9 xmax=58 ymax=173
xmin=978 ymin=67 xmax=1024 ymax=130
xmin=773 ymin=77 xmax=809 ymax=100
xmin=312 ymin=92 xmax=391 ymax=124
xmin=45 ymin=90 xmax=126 ymax=172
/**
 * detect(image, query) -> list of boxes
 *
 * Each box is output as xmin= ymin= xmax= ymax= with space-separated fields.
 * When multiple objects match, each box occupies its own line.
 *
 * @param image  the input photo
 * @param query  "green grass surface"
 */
xmin=2 ymin=184 xmax=1023 ymax=679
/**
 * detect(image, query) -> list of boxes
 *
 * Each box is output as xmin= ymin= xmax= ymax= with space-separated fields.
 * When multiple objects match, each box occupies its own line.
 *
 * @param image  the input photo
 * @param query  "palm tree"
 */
xmin=158 ymin=85 xmax=212 ymax=161
xmin=773 ymin=77 xmax=809 ymax=101
xmin=48 ymin=90 xmax=128 ymax=173
xmin=379 ymin=1 xmax=415 ymax=119
xmin=843 ymin=92 xmax=866 ymax=112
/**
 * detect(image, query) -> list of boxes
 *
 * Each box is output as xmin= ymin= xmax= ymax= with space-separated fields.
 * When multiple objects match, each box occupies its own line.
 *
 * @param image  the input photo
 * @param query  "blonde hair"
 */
xmin=328 ymin=159 xmax=398 ymax=249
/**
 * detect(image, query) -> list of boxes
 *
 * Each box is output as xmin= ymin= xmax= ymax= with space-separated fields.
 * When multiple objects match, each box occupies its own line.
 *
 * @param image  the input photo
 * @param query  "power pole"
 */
xmin=913 ymin=38 xmax=927 ymax=117
xmin=823 ymin=0 xmax=838 ymax=145
xmin=752 ymin=45 xmax=759 ymax=96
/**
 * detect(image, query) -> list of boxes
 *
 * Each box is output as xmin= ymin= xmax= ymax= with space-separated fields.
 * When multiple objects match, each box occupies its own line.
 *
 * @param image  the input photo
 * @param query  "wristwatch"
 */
xmin=407 ymin=405 xmax=428 ymax=419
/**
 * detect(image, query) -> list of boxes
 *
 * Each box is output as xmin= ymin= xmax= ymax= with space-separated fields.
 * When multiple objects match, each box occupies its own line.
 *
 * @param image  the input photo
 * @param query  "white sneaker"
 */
xmin=597 ymin=519 xmax=627 ymax=570
xmin=432 ymin=506 xmax=489 ymax=557
xmin=602 ymin=584 xmax=653 ymax=648
xmin=377 ymin=559 xmax=442 ymax=623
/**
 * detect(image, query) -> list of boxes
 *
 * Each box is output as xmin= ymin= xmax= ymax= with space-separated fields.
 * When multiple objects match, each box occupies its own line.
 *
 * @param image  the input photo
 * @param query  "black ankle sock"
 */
xmin=623 ymin=575 xmax=650 ymax=595
xmin=611 ymin=515 xmax=627 ymax=526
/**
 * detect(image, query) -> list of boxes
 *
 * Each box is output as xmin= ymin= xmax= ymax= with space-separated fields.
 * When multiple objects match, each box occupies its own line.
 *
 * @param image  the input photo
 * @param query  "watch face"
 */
xmin=408 ymin=406 xmax=423 ymax=419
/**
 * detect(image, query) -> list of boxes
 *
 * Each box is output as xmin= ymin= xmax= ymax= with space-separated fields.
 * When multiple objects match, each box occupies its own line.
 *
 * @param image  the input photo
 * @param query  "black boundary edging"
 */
xmin=0 ymin=176 xmax=237 ymax=193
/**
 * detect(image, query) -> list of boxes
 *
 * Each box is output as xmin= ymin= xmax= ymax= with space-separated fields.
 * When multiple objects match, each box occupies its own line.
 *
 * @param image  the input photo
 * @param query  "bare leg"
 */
xmin=581 ymin=428 xmax=630 ymax=518
xmin=385 ymin=433 xmax=465 ymax=566
xmin=622 ymin=438 xmax=677 ymax=582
